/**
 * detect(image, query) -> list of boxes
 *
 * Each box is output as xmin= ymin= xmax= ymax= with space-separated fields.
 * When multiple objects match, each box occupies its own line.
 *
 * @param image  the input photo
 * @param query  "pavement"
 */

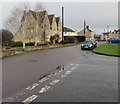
xmin=2 ymin=47 xmax=118 ymax=102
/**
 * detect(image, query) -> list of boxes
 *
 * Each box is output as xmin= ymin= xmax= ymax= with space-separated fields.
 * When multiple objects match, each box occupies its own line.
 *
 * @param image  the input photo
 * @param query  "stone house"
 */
xmin=14 ymin=10 xmax=62 ymax=45
xmin=111 ymin=29 xmax=120 ymax=38
xmin=63 ymin=27 xmax=78 ymax=36
xmin=55 ymin=17 xmax=62 ymax=42
xmin=100 ymin=29 xmax=120 ymax=40
xmin=77 ymin=26 xmax=95 ymax=40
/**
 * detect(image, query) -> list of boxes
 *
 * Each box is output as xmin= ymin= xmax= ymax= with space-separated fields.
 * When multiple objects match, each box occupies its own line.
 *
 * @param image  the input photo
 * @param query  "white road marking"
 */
xmin=26 ymin=83 xmax=39 ymax=90
xmin=76 ymin=64 xmax=79 ymax=66
xmin=39 ymin=86 xmax=51 ymax=93
xmin=65 ymin=70 xmax=72 ymax=75
xmin=22 ymin=95 xmax=38 ymax=103
xmin=59 ymin=69 xmax=63 ymax=72
xmin=53 ymin=73 xmax=57 ymax=75
xmin=61 ymin=74 xmax=66 ymax=78
xmin=70 ymin=67 xmax=77 ymax=70
xmin=38 ymin=77 xmax=49 ymax=83
xmin=49 ymin=79 xmax=60 ymax=85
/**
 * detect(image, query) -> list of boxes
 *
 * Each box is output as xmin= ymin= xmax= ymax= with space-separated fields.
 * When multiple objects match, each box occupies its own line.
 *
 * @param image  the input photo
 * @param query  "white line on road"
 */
xmin=61 ymin=74 xmax=66 ymax=78
xmin=38 ymin=77 xmax=49 ymax=83
xmin=26 ymin=83 xmax=39 ymax=90
xmin=49 ymin=79 xmax=60 ymax=85
xmin=65 ymin=70 xmax=72 ymax=75
xmin=70 ymin=67 xmax=77 ymax=71
xmin=39 ymin=86 xmax=51 ymax=94
xmin=22 ymin=95 xmax=38 ymax=103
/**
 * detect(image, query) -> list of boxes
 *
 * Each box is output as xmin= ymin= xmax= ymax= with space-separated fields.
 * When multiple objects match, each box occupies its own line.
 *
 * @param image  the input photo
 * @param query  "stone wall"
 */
xmin=0 ymin=49 xmax=16 ymax=58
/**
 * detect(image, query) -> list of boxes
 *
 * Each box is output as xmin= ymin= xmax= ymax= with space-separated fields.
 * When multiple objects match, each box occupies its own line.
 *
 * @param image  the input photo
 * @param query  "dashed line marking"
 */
xmin=76 ymin=64 xmax=79 ymax=66
xmin=26 ymin=83 xmax=39 ymax=90
xmin=49 ymin=79 xmax=60 ymax=85
xmin=38 ymin=77 xmax=49 ymax=83
xmin=39 ymin=86 xmax=51 ymax=94
xmin=70 ymin=67 xmax=77 ymax=71
xmin=22 ymin=95 xmax=38 ymax=103
xmin=61 ymin=74 xmax=66 ymax=78
xmin=65 ymin=70 xmax=72 ymax=75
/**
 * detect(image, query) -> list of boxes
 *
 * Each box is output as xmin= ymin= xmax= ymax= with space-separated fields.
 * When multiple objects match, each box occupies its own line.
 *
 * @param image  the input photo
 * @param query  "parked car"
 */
xmin=107 ymin=38 xmax=120 ymax=43
xmin=90 ymin=39 xmax=97 ymax=47
xmin=81 ymin=40 xmax=96 ymax=50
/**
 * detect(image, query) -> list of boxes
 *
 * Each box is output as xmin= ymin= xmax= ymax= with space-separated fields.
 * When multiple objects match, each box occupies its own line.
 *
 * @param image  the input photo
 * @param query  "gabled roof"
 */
xmin=55 ymin=17 xmax=60 ymax=26
xmin=64 ymin=27 xmax=75 ymax=32
xmin=48 ymin=14 xmax=54 ymax=25
xmin=30 ymin=10 xmax=47 ymax=24
xmin=21 ymin=10 xmax=47 ymax=24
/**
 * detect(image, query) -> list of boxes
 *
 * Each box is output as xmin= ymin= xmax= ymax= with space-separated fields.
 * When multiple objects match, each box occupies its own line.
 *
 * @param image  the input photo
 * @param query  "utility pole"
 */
xmin=84 ymin=20 xmax=86 ymax=35
xmin=62 ymin=7 xmax=64 ymax=44
xmin=107 ymin=25 xmax=109 ymax=32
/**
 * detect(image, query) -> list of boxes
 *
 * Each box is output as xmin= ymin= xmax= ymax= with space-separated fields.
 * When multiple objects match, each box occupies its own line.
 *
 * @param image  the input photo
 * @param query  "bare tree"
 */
xmin=4 ymin=2 xmax=31 ymax=35
xmin=34 ymin=2 xmax=45 ymax=12
xmin=4 ymin=2 xmax=45 ymax=36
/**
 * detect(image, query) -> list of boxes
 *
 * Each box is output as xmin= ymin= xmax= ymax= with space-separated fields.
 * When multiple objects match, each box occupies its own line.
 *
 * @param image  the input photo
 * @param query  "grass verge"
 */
xmin=93 ymin=43 xmax=120 ymax=56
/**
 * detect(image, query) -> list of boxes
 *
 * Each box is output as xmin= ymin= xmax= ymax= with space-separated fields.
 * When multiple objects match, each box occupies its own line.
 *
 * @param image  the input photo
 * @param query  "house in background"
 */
xmin=63 ymin=27 xmax=78 ymax=36
xmin=111 ymin=29 xmax=120 ymax=38
xmin=77 ymin=26 xmax=95 ymax=40
xmin=100 ymin=29 xmax=120 ymax=40
xmin=14 ymin=10 xmax=62 ymax=45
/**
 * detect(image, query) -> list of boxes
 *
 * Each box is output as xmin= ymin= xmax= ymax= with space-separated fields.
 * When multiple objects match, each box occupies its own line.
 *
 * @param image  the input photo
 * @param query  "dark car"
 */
xmin=90 ymin=39 xmax=97 ymax=47
xmin=81 ymin=40 xmax=96 ymax=50
xmin=107 ymin=38 xmax=120 ymax=43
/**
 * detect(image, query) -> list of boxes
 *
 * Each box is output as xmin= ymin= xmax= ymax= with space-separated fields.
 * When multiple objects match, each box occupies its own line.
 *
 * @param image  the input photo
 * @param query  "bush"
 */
xmin=65 ymin=36 xmax=78 ymax=43
xmin=62 ymin=40 xmax=68 ymax=44
xmin=64 ymin=36 xmax=85 ymax=42
xmin=0 ymin=29 xmax=13 ymax=46
xmin=11 ymin=41 xmax=23 ymax=47
xmin=25 ymin=42 xmax=35 ymax=46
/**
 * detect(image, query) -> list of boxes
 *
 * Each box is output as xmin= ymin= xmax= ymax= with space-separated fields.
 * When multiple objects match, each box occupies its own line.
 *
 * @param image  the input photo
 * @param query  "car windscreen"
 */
xmin=83 ymin=41 xmax=92 ymax=45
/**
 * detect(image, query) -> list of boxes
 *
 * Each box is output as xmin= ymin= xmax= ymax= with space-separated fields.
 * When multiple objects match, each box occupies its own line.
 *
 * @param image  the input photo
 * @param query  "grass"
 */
xmin=15 ymin=47 xmax=24 ymax=51
xmin=93 ymin=43 xmax=120 ymax=56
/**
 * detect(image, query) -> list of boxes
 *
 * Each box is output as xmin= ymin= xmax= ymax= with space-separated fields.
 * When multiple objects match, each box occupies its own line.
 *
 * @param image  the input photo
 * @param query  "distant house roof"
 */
xmin=55 ymin=17 xmax=60 ymax=27
xmin=102 ymin=32 xmax=110 ymax=35
xmin=113 ymin=29 xmax=120 ymax=34
xmin=64 ymin=27 xmax=75 ymax=32
xmin=48 ymin=14 xmax=54 ymax=25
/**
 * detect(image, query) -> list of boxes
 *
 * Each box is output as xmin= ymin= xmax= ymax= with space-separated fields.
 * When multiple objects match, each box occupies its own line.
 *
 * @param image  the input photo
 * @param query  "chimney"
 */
xmin=86 ymin=25 xmax=89 ymax=29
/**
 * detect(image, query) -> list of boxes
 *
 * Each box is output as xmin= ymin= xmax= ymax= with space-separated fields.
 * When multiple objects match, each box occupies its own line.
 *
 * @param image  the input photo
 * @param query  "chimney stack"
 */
xmin=86 ymin=25 xmax=89 ymax=29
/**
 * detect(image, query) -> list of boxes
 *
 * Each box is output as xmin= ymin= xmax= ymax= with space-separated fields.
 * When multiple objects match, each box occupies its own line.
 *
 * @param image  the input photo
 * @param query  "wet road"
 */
xmin=3 ymin=45 xmax=84 ymax=98
xmin=3 ymin=45 xmax=118 ymax=102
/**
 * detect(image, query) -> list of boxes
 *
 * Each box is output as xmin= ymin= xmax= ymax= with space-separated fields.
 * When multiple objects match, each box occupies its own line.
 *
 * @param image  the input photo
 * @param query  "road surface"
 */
xmin=2 ymin=45 xmax=83 ymax=98
xmin=2 ymin=43 xmax=118 ymax=102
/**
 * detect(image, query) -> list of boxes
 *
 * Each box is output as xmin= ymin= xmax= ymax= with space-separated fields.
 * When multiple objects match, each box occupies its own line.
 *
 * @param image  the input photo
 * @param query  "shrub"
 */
xmin=62 ymin=40 xmax=68 ymax=44
xmin=64 ymin=36 xmax=85 ymax=42
xmin=65 ymin=36 xmax=78 ymax=43
xmin=11 ymin=41 xmax=23 ymax=47
xmin=25 ymin=42 xmax=35 ymax=46
xmin=0 ymin=29 xmax=13 ymax=46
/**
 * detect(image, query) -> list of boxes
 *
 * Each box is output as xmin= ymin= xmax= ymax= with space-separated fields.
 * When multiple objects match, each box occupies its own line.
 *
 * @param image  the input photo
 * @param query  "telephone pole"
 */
xmin=62 ymin=7 xmax=64 ymax=44
xmin=84 ymin=20 xmax=86 ymax=35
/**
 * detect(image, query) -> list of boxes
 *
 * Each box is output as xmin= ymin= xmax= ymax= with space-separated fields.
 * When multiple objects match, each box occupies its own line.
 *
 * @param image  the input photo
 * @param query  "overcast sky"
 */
xmin=0 ymin=1 xmax=118 ymax=34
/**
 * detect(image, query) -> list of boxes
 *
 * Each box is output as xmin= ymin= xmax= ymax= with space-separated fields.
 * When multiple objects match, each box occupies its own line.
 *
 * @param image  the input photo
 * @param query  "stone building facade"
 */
xmin=14 ymin=10 xmax=62 ymax=45
xmin=77 ymin=26 xmax=95 ymax=40
xmin=63 ymin=27 xmax=78 ymax=36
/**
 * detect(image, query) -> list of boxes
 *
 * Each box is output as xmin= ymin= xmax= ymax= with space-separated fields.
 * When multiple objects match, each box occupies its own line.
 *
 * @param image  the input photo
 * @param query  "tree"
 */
xmin=4 ymin=2 xmax=44 ymax=35
xmin=0 ymin=29 xmax=13 ymax=46
xmin=34 ymin=2 xmax=45 ymax=12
